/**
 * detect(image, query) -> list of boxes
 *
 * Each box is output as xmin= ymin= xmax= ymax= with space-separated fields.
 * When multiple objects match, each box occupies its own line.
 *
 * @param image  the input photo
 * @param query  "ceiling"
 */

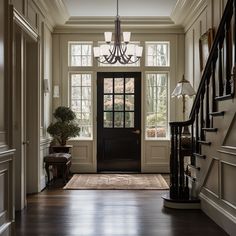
xmin=63 ymin=0 xmax=178 ymax=17
xmin=38 ymin=0 xmax=205 ymax=30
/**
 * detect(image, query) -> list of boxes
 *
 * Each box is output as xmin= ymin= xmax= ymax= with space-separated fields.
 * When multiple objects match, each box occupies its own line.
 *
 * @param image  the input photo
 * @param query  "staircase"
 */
xmin=163 ymin=0 xmax=236 ymax=210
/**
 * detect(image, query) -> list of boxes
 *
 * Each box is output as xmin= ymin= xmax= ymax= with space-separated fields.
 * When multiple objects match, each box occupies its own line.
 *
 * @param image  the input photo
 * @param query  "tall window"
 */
xmin=146 ymin=42 xmax=169 ymax=66
xmin=69 ymin=73 xmax=93 ymax=139
xmin=68 ymin=42 xmax=93 ymax=67
xmin=145 ymin=73 xmax=168 ymax=139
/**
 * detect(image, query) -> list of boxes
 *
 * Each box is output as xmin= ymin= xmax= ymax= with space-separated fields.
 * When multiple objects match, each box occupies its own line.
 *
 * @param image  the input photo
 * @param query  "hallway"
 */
xmin=15 ymin=188 xmax=228 ymax=236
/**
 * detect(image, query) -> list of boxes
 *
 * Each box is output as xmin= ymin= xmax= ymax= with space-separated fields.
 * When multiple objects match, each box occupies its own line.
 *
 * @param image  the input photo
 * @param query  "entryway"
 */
xmin=97 ymin=72 xmax=141 ymax=172
xmin=13 ymin=20 xmax=40 ymax=210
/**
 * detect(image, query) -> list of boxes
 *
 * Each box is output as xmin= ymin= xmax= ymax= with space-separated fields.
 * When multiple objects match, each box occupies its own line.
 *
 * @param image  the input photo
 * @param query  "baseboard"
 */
xmin=200 ymin=192 xmax=236 ymax=235
xmin=40 ymin=175 xmax=46 ymax=191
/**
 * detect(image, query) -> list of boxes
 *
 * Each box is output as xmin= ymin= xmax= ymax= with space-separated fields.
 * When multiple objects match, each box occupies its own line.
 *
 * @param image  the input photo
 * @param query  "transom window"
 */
xmin=69 ymin=73 xmax=93 ymax=139
xmin=146 ymin=42 xmax=169 ymax=67
xmin=68 ymin=42 xmax=93 ymax=67
xmin=145 ymin=73 xmax=168 ymax=139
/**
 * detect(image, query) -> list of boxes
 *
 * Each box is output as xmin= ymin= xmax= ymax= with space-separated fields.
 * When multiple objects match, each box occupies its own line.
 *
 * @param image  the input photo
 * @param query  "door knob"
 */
xmin=132 ymin=130 xmax=140 ymax=134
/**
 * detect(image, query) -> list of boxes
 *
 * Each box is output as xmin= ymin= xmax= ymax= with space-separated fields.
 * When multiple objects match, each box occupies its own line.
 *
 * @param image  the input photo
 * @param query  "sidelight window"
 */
xmin=69 ymin=73 xmax=93 ymax=139
xmin=145 ymin=73 xmax=168 ymax=139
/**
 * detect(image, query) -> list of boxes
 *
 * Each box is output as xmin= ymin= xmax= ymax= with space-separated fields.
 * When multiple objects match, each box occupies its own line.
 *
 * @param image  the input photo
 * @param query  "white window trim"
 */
xmin=144 ymin=71 xmax=170 ymax=141
xmin=68 ymin=41 xmax=93 ymax=67
xmin=68 ymin=71 xmax=94 ymax=140
xmin=145 ymin=41 xmax=170 ymax=67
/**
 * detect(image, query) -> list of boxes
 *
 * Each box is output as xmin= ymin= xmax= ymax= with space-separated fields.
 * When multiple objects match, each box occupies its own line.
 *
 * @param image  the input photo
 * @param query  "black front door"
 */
xmin=97 ymin=72 xmax=141 ymax=172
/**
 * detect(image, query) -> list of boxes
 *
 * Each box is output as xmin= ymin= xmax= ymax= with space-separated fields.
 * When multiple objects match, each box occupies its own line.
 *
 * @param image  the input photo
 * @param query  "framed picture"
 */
xmin=199 ymin=28 xmax=214 ymax=72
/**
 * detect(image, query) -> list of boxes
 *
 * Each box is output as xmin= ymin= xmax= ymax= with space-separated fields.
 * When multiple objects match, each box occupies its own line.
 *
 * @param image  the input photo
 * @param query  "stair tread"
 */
xmin=184 ymin=173 xmax=196 ymax=181
xmin=193 ymin=153 xmax=206 ymax=159
xmin=187 ymin=164 xmax=200 ymax=170
xmin=209 ymin=111 xmax=225 ymax=116
xmin=202 ymin=128 xmax=218 ymax=132
xmin=215 ymin=94 xmax=234 ymax=101
xmin=198 ymin=140 xmax=211 ymax=145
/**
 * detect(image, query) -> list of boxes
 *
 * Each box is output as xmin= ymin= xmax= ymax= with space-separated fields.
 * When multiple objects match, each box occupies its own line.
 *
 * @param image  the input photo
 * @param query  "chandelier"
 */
xmin=93 ymin=0 xmax=143 ymax=65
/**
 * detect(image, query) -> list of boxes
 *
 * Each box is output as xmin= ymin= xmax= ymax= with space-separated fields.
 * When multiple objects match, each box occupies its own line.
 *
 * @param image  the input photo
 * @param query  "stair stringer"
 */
xmin=192 ymin=97 xmax=236 ymax=235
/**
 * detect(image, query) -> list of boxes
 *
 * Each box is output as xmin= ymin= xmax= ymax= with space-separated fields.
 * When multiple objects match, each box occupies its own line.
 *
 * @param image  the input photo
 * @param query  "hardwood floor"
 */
xmin=15 ymin=184 xmax=228 ymax=236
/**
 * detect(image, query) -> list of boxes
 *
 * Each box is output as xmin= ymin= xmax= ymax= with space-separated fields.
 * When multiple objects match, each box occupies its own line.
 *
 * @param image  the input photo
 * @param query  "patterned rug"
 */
xmin=63 ymin=174 xmax=169 ymax=190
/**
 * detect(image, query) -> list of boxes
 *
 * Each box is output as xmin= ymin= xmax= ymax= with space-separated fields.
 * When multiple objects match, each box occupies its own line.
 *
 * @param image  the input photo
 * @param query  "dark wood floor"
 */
xmin=14 ymin=182 xmax=228 ymax=236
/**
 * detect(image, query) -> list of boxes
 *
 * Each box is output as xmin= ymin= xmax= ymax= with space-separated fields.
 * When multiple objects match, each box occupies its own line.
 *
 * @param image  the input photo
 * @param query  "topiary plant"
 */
xmin=47 ymin=106 xmax=80 ymax=146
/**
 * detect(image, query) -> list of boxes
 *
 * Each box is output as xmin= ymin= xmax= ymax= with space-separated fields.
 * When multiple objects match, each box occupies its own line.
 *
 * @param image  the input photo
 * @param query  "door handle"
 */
xmin=132 ymin=130 xmax=140 ymax=134
xmin=23 ymin=140 xmax=30 ymax=145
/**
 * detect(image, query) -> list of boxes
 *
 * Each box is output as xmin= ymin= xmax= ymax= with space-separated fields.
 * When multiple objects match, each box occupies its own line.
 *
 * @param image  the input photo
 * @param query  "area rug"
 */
xmin=63 ymin=174 xmax=169 ymax=190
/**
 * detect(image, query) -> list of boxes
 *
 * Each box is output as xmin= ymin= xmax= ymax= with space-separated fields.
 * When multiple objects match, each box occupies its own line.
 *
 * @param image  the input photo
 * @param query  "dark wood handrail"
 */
xmin=170 ymin=0 xmax=234 ymax=128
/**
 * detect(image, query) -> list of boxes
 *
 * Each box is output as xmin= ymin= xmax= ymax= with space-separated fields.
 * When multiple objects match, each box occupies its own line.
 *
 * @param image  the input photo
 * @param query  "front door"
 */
xmin=97 ymin=72 xmax=141 ymax=171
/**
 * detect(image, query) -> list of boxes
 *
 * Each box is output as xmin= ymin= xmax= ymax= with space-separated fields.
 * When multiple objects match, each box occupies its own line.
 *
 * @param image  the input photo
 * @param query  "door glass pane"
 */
xmin=125 ymin=112 xmax=134 ymax=128
xmin=114 ymin=112 xmax=124 ymax=128
xmin=114 ymin=95 xmax=124 ymax=111
xmin=104 ymin=112 xmax=113 ymax=128
xmin=104 ymin=78 xmax=113 ymax=93
xmin=114 ymin=78 xmax=124 ymax=93
xmin=104 ymin=95 xmax=113 ymax=111
xmin=125 ymin=78 xmax=134 ymax=93
xmin=125 ymin=95 xmax=134 ymax=111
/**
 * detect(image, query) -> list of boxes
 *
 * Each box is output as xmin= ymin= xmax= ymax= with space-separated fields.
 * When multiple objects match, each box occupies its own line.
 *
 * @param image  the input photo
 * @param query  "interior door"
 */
xmin=97 ymin=72 xmax=141 ymax=172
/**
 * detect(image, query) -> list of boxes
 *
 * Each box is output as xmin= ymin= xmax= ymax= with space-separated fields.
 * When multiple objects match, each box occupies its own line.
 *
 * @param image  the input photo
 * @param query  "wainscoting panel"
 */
xmin=221 ymin=162 xmax=236 ymax=207
xmin=142 ymin=141 xmax=170 ymax=173
xmin=68 ymin=140 xmax=96 ymax=173
xmin=0 ymin=150 xmax=14 ymax=236
xmin=204 ymin=159 xmax=219 ymax=197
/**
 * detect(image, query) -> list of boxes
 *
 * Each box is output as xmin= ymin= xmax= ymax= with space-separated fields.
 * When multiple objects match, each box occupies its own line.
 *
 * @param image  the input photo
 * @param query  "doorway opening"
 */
xmin=13 ymin=23 xmax=40 ymax=210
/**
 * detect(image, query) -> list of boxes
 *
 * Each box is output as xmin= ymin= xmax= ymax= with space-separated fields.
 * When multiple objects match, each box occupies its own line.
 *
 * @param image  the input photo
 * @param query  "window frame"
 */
xmin=68 ymin=41 xmax=93 ymax=67
xmin=68 ymin=71 xmax=94 ymax=140
xmin=145 ymin=41 xmax=170 ymax=67
xmin=144 ymin=71 xmax=169 ymax=140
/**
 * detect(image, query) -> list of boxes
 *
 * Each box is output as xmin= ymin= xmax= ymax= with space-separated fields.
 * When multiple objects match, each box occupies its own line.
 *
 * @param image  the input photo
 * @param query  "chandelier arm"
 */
xmin=105 ymin=45 xmax=118 ymax=64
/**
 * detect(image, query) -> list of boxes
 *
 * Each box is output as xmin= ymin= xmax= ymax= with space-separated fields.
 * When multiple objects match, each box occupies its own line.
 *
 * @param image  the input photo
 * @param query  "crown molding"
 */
xmin=36 ymin=0 xmax=70 ymax=27
xmin=171 ymin=0 xmax=208 ymax=31
xmin=66 ymin=16 xmax=175 ymax=26
xmin=53 ymin=25 xmax=184 ymax=35
xmin=32 ymin=0 xmax=54 ymax=31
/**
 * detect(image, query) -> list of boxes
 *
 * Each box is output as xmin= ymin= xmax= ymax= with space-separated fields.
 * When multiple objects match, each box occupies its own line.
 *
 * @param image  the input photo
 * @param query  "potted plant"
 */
xmin=47 ymin=106 xmax=80 ymax=146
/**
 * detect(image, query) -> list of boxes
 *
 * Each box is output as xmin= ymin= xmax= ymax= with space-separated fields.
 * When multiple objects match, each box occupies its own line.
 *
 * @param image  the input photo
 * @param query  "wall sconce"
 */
xmin=53 ymin=85 xmax=60 ymax=98
xmin=43 ymin=79 xmax=50 ymax=93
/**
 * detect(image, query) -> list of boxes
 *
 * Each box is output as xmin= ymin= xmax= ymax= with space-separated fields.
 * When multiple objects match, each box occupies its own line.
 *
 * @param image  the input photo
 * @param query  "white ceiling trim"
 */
xmin=171 ymin=0 xmax=208 ymax=31
xmin=53 ymin=26 xmax=184 ymax=35
xmin=65 ymin=16 xmax=175 ymax=27
xmin=35 ymin=0 xmax=207 ymax=32
xmin=37 ymin=0 xmax=70 ymax=26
